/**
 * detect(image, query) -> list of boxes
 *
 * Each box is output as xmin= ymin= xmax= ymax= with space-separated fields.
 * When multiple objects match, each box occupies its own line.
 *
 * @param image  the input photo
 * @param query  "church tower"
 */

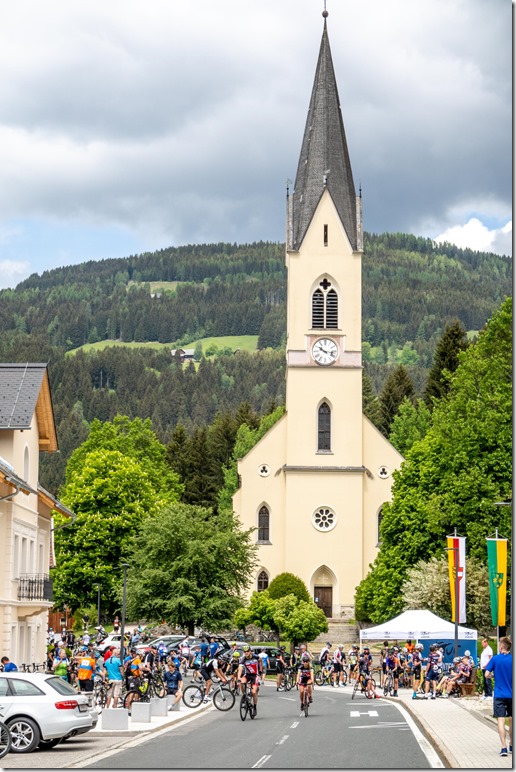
xmin=233 ymin=12 xmax=402 ymax=618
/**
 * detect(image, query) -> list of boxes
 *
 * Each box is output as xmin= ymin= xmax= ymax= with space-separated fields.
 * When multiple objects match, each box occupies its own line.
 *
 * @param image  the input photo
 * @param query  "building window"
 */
xmin=257 ymin=571 xmax=269 ymax=591
xmin=312 ymin=278 xmax=338 ymax=329
xmin=258 ymin=506 xmax=270 ymax=542
xmin=318 ymin=402 xmax=331 ymax=451
xmin=312 ymin=506 xmax=337 ymax=532
xmin=377 ymin=507 xmax=384 ymax=545
xmin=24 ymin=446 xmax=29 ymax=483
xmin=323 ymin=224 xmax=328 ymax=246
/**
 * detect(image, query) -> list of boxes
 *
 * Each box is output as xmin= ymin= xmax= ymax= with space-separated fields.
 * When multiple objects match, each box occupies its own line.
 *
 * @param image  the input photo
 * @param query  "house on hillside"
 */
xmin=170 ymin=348 xmax=195 ymax=363
xmin=0 ymin=363 xmax=74 ymax=666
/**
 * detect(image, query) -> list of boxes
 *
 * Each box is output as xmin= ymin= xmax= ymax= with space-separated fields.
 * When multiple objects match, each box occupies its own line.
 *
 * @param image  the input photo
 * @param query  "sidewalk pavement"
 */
xmin=383 ymin=689 xmax=511 ymax=769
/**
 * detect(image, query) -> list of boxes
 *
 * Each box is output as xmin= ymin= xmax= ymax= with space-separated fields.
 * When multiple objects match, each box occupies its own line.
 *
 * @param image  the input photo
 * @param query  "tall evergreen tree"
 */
xmin=378 ymin=365 xmax=415 ymax=437
xmin=362 ymin=370 xmax=382 ymax=428
xmin=423 ymin=319 xmax=469 ymax=407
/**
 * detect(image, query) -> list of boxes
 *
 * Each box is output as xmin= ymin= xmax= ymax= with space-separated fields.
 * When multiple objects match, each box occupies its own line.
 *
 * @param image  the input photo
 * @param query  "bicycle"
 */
xmin=93 ymin=677 xmax=109 ymax=711
xmin=282 ymin=666 xmax=297 ymax=691
xmin=352 ymin=671 xmax=376 ymax=700
xmin=314 ymin=663 xmax=333 ymax=686
xmin=123 ymin=671 xmax=166 ymax=709
xmin=383 ymin=671 xmax=394 ymax=696
xmin=301 ymin=685 xmax=310 ymax=717
xmin=239 ymin=681 xmax=257 ymax=721
xmin=182 ymin=680 xmax=235 ymax=711
xmin=0 ymin=720 xmax=11 ymax=760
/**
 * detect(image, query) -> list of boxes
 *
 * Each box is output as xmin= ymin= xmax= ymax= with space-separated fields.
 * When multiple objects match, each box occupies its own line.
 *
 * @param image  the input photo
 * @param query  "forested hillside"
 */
xmin=0 ymin=233 xmax=510 ymax=495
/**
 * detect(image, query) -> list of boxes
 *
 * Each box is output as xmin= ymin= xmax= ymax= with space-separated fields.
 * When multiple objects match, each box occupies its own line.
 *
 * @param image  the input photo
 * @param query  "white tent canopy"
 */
xmin=359 ymin=609 xmax=477 ymax=642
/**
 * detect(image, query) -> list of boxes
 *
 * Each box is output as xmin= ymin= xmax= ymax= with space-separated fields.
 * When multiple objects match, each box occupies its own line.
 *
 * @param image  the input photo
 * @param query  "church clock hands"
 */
xmin=312 ymin=338 xmax=338 ymax=365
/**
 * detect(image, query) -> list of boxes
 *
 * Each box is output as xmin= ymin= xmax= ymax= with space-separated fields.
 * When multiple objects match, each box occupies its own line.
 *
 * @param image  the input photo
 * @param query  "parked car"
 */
xmin=95 ymin=633 xmax=126 ymax=654
xmin=135 ymin=635 xmax=186 ymax=654
xmin=0 ymin=672 xmax=98 ymax=753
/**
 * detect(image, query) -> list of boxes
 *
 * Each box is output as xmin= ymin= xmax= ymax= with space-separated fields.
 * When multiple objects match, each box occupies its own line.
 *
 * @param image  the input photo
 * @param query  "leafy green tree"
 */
xmin=65 ymin=415 xmax=183 ymax=502
xmin=401 ymin=555 xmax=493 ymax=635
xmin=424 ymin=320 xmax=469 ymax=407
xmin=272 ymin=594 xmax=328 ymax=646
xmin=355 ymin=298 xmax=512 ymax=623
xmin=52 ymin=449 xmax=164 ymax=613
xmin=378 ymin=365 xmax=414 ymax=437
xmin=267 ymin=572 xmax=311 ymax=603
xmin=389 ymin=397 xmax=432 ymax=456
xmin=125 ymin=503 xmax=257 ymax=634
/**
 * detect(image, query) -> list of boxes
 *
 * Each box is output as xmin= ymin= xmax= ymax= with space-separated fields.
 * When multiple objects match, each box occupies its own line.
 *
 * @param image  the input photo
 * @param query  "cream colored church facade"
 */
xmin=233 ymin=18 xmax=403 ymax=618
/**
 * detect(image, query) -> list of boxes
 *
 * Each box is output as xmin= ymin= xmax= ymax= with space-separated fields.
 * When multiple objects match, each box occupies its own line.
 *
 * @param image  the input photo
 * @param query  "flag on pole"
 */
xmin=447 ymin=535 xmax=466 ymax=623
xmin=486 ymin=538 xmax=508 ymax=626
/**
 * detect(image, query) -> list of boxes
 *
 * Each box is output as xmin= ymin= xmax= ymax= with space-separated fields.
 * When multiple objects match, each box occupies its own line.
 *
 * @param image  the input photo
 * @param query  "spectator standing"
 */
xmin=209 ymin=636 xmax=220 ymax=658
xmin=480 ymin=637 xmax=494 ymax=699
xmin=82 ymin=613 xmax=89 ymax=631
xmin=76 ymin=650 xmax=96 ymax=692
xmin=103 ymin=648 xmax=124 ymax=709
xmin=164 ymin=661 xmax=183 ymax=709
xmin=82 ymin=631 xmax=91 ymax=647
xmin=1 ymin=656 xmax=18 ymax=672
xmin=52 ymin=649 xmax=70 ymax=681
xmin=258 ymin=648 xmax=270 ymax=683
xmin=113 ymin=616 xmax=120 ymax=633
xmin=199 ymin=638 xmax=210 ymax=664
xmin=485 ymin=636 xmax=512 ymax=757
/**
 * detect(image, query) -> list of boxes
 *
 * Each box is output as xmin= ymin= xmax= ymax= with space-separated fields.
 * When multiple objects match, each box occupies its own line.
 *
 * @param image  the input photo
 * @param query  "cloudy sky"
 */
xmin=0 ymin=0 xmax=511 ymax=289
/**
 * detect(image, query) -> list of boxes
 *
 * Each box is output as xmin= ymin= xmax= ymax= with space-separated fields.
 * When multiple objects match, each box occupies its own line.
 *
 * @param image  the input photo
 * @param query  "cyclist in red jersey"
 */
xmin=237 ymin=644 xmax=261 ymax=716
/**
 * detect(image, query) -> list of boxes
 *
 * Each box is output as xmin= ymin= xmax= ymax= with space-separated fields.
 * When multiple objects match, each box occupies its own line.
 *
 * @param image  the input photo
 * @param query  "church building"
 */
xmin=233 ymin=14 xmax=403 ymax=619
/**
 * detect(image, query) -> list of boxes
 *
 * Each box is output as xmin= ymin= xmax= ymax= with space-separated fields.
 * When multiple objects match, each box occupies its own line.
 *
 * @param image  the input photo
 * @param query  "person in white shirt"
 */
xmin=480 ymin=638 xmax=493 ymax=699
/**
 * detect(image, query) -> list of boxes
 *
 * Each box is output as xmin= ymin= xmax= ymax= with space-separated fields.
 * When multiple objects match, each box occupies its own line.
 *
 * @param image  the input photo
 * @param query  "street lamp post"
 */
xmin=120 ymin=564 xmax=129 ymax=662
xmin=94 ymin=583 xmax=101 ymax=628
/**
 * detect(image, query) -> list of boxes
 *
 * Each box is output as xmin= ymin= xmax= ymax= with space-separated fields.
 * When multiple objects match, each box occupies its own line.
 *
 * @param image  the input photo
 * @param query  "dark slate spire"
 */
xmin=291 ymin=18 xmax=357 ymax=251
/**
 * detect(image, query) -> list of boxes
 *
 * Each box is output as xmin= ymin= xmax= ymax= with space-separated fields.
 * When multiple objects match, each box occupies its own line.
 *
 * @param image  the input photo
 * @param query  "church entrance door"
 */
xmin=314 ymin=586 xmax=332 ymax=617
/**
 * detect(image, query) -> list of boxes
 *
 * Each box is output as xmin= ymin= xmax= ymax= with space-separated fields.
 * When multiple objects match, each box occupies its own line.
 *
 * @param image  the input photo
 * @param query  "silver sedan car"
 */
xmin=0 ymin=672 xmax=98 ymax=753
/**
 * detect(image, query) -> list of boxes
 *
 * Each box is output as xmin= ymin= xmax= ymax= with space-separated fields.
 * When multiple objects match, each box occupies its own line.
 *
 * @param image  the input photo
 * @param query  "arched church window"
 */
xmin=257 ymin=571 xmax=269 ymax=591
xmin=311 ymin=278 xmax=338 ymax=329
xmin=258 ymin=505 xmax=270 ymax=542
xmin=377 ymin=507 xmax=384 ymax=545
xmin=318 ymin=402 xmax=331 ymax=451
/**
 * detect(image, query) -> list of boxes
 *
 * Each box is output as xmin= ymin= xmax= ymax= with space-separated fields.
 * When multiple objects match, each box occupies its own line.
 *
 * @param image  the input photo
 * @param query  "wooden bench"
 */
xmin=457 ymin=667 xmax=477 ymax=697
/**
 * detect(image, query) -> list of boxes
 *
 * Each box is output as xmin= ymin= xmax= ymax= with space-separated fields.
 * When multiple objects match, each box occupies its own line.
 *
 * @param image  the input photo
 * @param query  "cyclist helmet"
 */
xmin=429 ymin=643 xmax=437 ymax=651
xmin=338 ymin=644 xmax=344 ymax=649
xmin=280 ymin=646 xmax=286 ymax=651
xmin=393 ymin=646 xmax=399 ymax=651
xmin=416 ymin=643 xmax=424 ymax=650
xmin=464 ymin=650 xmax=470 ymax=656
xmin=242 ymin=644 xmax=250 ymax=652
xmin=232 ymin=650 xmax=240 ymax=659
xmin=402 ymin=647 xmax=408 ymax=653
xmin=301 ymin=653 xmax=310 ymax=661
xmin=352 ymin=644 xmax=359 ymax=649
xmin=363 ymin=647 xmax=370 ymax=653
xmin=326 ymin=642 xmax=332 ymax=647
xmin=453 ymin=656 xmax=461 ymax=663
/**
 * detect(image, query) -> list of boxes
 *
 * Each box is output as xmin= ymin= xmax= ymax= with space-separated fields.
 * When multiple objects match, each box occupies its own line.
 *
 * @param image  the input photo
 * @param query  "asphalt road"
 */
xmin=86 ymin=684 xmax=432 ymax=769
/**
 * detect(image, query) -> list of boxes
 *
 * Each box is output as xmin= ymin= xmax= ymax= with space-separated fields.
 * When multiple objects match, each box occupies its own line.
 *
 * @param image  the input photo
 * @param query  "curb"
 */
xmin=383 ymin=696 xmax=454 ymax=768
xmin=68 ymin=703 xmax=212 ymax=768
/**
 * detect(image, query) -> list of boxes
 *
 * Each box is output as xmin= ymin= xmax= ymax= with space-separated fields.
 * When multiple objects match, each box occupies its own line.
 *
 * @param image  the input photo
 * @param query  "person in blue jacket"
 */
xmin=486 ymin=636 xmax=512 ymax=757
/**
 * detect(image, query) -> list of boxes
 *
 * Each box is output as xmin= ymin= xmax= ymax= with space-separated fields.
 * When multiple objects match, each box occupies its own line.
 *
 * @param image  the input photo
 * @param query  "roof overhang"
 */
xmin=35 ymin=370 xmax=58 ymax=452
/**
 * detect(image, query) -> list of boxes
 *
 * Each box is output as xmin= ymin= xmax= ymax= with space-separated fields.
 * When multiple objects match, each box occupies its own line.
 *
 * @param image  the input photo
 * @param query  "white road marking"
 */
xmin=389 ymin=701 xmax=445 ymax=768
xmin=350 ymin=710 xmax=379 ymax=717
xmin=253 ymin=754 xmax=271 ymax=768
xmin=276 ymin=734 xmax=289 ymax=745
xmin=290 ymin=721 xmax=299 ymax=728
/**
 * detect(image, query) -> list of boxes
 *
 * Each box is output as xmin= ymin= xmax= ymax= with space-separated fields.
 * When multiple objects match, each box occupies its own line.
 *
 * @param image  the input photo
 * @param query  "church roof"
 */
xmin=291 ymin=19 xmax=357 ymax=251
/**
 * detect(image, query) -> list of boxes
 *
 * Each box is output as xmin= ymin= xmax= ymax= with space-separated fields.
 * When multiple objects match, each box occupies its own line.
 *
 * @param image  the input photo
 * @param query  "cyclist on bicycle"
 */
xmin=276 ymin=646 xmax=287 ymax=691
xmin=297 ymin=652 xmax=314 ymax=711
xmin=358 ymin=646 xmax=376 ymax=698
xmin=237 ymin=643 xmax=262 ymax=716
xmin=200 ymin=655 xmax=228 ymax=703
xmin=238 ymin=644 xmax=261 ymax=715
xmin=411 ymin=642 xmax=424 ymax=699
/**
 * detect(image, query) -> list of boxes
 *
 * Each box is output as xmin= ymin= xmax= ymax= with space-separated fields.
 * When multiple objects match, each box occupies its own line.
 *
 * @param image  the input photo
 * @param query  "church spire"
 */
xmin=290 ymin=14 xmax=358 ymax=251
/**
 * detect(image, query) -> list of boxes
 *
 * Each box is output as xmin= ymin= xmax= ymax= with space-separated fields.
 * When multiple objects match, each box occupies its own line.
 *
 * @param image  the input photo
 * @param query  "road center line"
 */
xmin=276 ymin=735 xmax=289 ymax=745
xmin=290 ymin=721 xmax=299 ymax=728
xmin=252 ymin=754 xmax=271 ymax=768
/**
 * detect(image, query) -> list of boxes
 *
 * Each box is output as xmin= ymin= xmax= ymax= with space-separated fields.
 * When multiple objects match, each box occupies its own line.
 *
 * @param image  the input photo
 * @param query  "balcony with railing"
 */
xmin=17 ymin=574 xmax=53 ymax=603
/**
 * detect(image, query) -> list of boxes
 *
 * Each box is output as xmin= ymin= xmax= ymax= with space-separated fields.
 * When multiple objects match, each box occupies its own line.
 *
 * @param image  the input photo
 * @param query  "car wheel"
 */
xmin=7 ymin=717 xmax=41 ymax=753
xmin=38 ymin=737 xmax=62 ymax=749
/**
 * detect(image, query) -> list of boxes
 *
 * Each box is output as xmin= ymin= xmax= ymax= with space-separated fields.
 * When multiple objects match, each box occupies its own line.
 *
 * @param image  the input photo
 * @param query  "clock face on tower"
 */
xmin=312 ymin=338 xmax=338 ymax=366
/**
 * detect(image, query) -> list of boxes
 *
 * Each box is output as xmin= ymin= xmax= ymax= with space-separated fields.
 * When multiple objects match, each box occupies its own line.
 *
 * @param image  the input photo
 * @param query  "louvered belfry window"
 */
xmin=258 ymin=505 xmax=270 ymax=542
xmin=318 ymin=402 xmax=331 ymax=451
xmin=312 ymin=279 xmax=338 ymax=329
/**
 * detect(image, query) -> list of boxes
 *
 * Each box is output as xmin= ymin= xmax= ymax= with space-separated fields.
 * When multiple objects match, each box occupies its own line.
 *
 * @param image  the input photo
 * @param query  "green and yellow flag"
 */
xmin=486 ymin=538 xmax=508 ymax=626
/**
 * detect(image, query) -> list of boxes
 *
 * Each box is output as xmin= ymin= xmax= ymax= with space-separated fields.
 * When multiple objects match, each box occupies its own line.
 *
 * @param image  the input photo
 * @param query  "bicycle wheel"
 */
xmin=149 ymin=679 xmax=166 ymax=699
xmin=213 ymin=687 xmax=235 ymax=712
xmin=351 ymin=677 xmax=360 ymax=700
xmin=123 ymin=689 xmax=142 ymax=710
xmin=304 ymin=696 xmax=309 ymax=717
xmin=0 ymin=721 xmax=11 ymax=760
xmin=340 ymin=669 xmax=348 ymax=686
xmin=239 ymin=694 xmax=249 ymax=721
xmin=383 ymin=675 xmax=392 ymax=696
xmin=314 ymin=669 xmax=324 ymax=687
xmin=284 ymin=672 xmax=292 ymax=692
xmin=182 ymin=685 xmax=204 ymax=708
